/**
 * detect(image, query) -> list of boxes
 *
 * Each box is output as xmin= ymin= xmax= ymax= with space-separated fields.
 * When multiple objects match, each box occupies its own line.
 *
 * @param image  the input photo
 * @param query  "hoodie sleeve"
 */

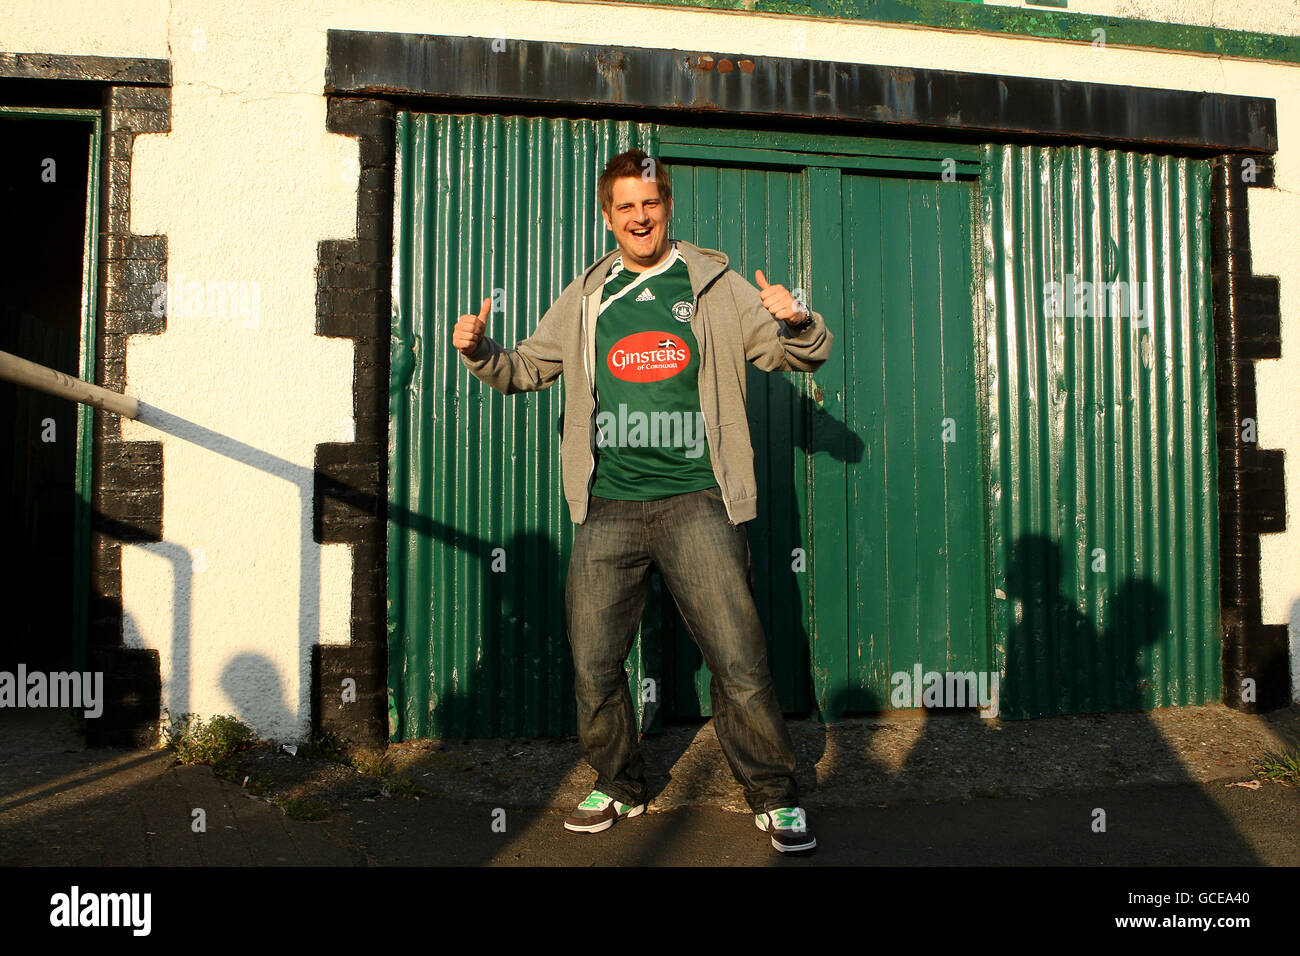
xmin=725 ymin=270 xmax=833 ymax=373
xmin=458 ymin=277 xmax=579 ymax=394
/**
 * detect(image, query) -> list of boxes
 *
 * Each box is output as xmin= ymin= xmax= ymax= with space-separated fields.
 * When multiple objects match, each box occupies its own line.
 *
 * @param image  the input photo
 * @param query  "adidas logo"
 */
xmin=635 ymin=287 xmax=656 ymax=302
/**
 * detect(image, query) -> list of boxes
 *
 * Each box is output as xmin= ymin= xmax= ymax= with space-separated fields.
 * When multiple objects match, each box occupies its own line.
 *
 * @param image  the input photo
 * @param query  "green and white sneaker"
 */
xmin=756 ymin=807 xmax=817 ymax=853
xmin=564 ymin=789 xmax=646 ymax=833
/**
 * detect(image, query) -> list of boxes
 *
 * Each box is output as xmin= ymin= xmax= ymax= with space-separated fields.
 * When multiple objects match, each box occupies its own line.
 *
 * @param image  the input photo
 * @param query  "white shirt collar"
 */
xmin=607 ymin=241 xmax=680 ymax=282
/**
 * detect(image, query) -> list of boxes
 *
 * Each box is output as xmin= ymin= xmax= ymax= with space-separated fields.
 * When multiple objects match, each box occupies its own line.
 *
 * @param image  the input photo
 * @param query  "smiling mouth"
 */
xmin=630 ymin=226 xmax=653 ymax=239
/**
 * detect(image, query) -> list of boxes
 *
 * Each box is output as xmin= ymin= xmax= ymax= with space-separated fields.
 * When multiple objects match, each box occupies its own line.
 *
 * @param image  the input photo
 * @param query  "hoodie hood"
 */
xmin=581 ymin=239 xmax=731 ymax=298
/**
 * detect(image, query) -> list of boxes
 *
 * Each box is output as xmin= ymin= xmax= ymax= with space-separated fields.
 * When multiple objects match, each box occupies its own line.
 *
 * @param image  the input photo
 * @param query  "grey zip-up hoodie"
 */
xmin=459 ymin=239 xmax=833 ymax=524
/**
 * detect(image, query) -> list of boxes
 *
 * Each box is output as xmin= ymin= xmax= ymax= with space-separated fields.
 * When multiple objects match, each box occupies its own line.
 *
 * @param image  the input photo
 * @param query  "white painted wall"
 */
xmin=1 ymin=0 xmax=1296 ymax=739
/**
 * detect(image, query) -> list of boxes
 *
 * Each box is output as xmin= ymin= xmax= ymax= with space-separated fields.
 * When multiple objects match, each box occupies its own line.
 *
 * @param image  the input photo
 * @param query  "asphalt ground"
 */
xmin=1 ymin=703 xmax=1297 ymax=868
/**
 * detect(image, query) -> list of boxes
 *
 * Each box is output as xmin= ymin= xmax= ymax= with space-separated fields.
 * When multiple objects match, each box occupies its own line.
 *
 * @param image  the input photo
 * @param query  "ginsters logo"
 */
xmin=607 ymin=331 xmax=690 ymax=382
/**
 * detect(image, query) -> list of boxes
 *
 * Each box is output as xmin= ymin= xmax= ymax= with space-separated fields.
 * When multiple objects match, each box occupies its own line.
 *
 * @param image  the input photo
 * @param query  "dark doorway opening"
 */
xmin=0 ymin=115 xmax=94 ymax=679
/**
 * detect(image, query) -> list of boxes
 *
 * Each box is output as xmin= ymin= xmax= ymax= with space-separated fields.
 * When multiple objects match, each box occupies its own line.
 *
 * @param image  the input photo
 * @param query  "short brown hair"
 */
xmin=598 ymin=149 xmax=672 ymax=213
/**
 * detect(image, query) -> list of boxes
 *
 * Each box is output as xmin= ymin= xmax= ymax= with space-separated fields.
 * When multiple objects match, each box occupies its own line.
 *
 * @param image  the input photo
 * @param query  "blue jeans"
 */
xmin=564 ymin=486 xmax=800 ymax=814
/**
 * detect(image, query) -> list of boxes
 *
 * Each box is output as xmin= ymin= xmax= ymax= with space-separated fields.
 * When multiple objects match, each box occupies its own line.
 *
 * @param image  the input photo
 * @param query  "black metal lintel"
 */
xmin=326 ymin=29 xmax=1277 ymax=153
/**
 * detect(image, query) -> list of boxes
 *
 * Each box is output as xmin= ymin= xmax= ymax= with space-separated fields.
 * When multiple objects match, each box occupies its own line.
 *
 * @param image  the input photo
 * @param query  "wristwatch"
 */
xmin=786 ymin=306 xmax=815 ymax=334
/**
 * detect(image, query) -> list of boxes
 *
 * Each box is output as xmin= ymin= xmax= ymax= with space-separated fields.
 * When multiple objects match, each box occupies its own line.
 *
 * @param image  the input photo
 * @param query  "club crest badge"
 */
xmin=671 ymin=300 xmax=695 ymax=322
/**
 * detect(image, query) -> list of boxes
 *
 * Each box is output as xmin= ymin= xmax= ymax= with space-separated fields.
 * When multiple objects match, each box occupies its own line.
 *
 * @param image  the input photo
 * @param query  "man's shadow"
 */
xmin=895 ymin=533 xmax=1259 ymax=863
xmin=387 ymin=521 xmax=571 ymax=740
xmin=1000 ymin=533 xmax=1180 ymax=718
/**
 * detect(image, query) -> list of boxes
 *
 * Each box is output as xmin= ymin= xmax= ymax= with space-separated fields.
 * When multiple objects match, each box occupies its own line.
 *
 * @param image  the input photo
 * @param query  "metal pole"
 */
xmin=0 ymin=349 xmax=139 ymax=420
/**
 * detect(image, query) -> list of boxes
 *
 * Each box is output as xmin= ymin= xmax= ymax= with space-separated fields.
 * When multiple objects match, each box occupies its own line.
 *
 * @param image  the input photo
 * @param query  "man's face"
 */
xmin=601 ymin=175 xmax=672 ymax=272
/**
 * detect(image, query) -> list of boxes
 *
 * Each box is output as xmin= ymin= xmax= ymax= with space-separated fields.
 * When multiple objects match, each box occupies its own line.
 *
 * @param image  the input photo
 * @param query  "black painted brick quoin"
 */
xmin=312 ymin=97 xmax=394 ymax=746
xmin=1212 ymin=154 xmax=1290 ymax=713
xmin=85 ymin=80 xmax=171 ymax=747
xmin=87 ymin=645 xmax=163 ymax=749
xmin=311 ymin=641 xmax=388 ymax=750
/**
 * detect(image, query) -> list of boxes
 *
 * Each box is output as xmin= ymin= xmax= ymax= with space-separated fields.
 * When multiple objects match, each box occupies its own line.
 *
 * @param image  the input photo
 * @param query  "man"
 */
xmin=452 ymin=149 xmax=833 ymax=853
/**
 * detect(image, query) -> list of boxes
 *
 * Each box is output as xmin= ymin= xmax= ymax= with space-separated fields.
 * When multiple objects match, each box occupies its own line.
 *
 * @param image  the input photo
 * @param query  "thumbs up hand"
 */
xmin=754 ymin=269 xmax=808 ymax=324
xmin=453 ymin=297 xmax=492 ymax=355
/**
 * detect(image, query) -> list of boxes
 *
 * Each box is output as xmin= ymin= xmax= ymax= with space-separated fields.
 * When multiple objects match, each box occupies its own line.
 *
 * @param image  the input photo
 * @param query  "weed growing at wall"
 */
xmin=163 ymin=711 xmax=256 ymax=771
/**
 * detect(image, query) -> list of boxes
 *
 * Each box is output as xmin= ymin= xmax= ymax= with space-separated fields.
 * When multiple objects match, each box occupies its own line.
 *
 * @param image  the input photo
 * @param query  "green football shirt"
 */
xmin=591 ymin=244 xmax=717 ymax=500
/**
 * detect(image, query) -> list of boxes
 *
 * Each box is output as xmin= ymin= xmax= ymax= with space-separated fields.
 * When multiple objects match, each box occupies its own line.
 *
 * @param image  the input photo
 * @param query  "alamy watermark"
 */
xmin=595 ymin=403 xmax=708 ymax=460
xmin=1045 ymin=273 xmax=1153 ymax=325
xmin=0 ymin=665 xmax=103 ymax=718
xmin=150 ymin=274 xmax=261 ymax=328
xmin=890 ymin=664 xmax=999 ymax=712
xmin=50 ymin=886 xmax=150 ymax=935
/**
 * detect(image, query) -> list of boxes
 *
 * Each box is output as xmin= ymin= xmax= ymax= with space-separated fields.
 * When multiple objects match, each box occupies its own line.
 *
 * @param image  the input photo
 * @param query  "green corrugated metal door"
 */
xmin=767 ymin=165 xmax=990 ymax=720
xmin=391 ymin=120 xmax=991 ymax=737
xmin=650 ymin=160 xmax=814 ymax=718
xmin=390 ymin=119 xmax=1221 ymax=740
xmin=389 ymin=113 xmax=661 ymax=739
xmin=982 ymin=145 xmax=1221 ymax=717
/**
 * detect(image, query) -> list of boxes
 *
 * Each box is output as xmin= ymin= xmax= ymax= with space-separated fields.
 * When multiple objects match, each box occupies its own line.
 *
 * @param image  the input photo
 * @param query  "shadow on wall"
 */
xmin=119 ymin=398 xmax=587 ymax=744
xmin=118 ymin=398 xmax=607 ymax=743
xmin=746 ymin=368 xmax=865 ymax=724
xmin=1003 ymin=533 xmax=1178 ymax=717
xmin=116 ymin=403 xmax=321 ymax=743
xmin=388 ymin=521 xmax=567 ymax=739
xmin=894 ymin=533 xmax=1263 ymax=862
xmin=219 ymin=652 xmax=296 ymax=741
